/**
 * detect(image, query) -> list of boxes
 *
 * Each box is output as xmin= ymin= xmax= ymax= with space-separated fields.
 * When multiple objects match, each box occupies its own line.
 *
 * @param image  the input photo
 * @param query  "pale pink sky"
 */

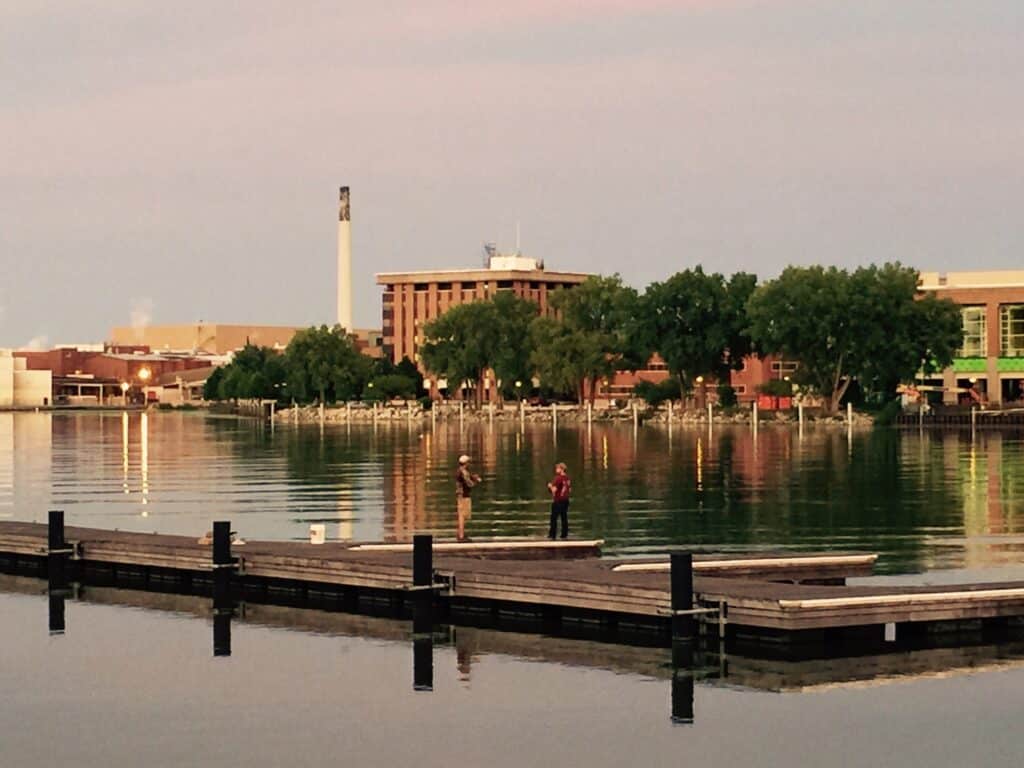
xmin=1 ymin=0 xmax=1022 ymax=346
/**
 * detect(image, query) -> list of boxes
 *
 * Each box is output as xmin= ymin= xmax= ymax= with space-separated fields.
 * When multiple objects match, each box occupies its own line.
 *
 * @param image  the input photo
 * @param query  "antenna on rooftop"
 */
xmin=482 ymin=241 xmax=497 ymax=268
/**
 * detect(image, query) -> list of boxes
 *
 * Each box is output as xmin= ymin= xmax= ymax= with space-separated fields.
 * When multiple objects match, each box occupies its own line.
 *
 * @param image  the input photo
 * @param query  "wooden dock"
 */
xmin=3 ymin=519 xmax=1024 ymax=655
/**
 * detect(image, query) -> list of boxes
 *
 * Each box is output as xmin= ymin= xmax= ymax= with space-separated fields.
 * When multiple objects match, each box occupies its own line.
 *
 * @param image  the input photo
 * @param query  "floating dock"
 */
xmin=2 ymin=518 xmax=1023 ymax=656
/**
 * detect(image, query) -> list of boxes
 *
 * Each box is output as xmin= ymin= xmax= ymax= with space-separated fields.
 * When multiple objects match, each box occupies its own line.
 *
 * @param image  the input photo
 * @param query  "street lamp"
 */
xmin=137 ymin=367 xmax=152 ymax=405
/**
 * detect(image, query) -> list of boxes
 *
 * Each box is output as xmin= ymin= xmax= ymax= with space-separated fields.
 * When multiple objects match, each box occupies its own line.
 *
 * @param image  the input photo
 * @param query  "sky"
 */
xmin=2 ymin=0 xmax=1022 ymax=347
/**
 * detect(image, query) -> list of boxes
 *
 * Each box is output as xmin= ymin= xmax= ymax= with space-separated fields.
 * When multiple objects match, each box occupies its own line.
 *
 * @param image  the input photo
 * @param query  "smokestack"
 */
xmin=337 ymin=186 xmax=353 ymax=332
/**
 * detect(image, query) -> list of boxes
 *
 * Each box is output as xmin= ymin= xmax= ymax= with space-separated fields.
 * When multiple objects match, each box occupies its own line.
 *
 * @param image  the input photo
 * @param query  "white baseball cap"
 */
xmin=458 ymin=454 xmax=471 ymax=464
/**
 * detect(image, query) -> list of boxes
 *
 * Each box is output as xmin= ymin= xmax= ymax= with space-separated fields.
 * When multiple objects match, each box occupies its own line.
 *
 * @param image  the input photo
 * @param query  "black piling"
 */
xmin=47 ymin=510 xmax=71 ymax=635
xmin=670 ymin=552 xmax=695 ymax=644
xmin=211 ymin=521 xmax=236 ymax=657
xmin=47 ymin=510 xmax=69 ymax=588
xmin=413 ymin=534 xmax=433 ymax=636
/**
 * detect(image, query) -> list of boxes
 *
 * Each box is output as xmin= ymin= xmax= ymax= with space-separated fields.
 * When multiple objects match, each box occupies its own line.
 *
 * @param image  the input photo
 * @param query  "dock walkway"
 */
xmin=2 ymin=521 xmax=1023 ymax=652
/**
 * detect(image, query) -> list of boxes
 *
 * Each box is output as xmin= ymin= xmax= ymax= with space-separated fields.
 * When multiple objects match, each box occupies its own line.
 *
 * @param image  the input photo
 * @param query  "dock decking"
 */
xmin=2 ymin=520 xmax=1023 ymax=654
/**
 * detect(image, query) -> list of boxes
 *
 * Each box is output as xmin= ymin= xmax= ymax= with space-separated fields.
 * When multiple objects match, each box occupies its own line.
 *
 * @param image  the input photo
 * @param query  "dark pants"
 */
xmin=549 ymin=499 xmax=569 ymax=539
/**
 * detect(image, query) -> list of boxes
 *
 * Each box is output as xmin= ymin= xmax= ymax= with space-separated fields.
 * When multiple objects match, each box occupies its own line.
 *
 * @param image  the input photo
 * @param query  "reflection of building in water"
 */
xmin=957 ymin=432 xmax=1024 ymax=567
xmin=10 ymin=413 xmax=53 ymax=513
xmin=0 ymin=414 xmax=12 ymax=513
xmin=384 ymin=438 xmax=429 ymax=541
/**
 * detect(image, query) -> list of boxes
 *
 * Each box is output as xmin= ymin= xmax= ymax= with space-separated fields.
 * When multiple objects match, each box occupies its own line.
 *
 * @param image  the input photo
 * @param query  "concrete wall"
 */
xmin=0 ymin=352 xmax=52 ymax=407
xmin=0 ymin=354 xmax=13 ymax=407
xmin=109 ymin=324 xmax=304 ymax=354
xmin=13 ymin=370 xmax=52 ymax=406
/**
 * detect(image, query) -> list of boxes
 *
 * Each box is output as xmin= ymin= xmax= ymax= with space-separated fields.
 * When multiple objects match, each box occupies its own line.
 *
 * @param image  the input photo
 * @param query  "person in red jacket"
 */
xmin=546 ymin=462 xmax=571 ymax=540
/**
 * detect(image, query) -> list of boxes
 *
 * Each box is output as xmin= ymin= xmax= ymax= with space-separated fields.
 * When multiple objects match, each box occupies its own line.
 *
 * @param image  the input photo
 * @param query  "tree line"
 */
xmin=203 ymin=326 xmax=424 ymax=404
xmin=419 ymin=263 xmax=962 ymax=413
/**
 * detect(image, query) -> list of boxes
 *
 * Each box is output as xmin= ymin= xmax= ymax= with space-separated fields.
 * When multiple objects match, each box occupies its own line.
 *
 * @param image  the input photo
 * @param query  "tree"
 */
xmin=364 ymin=374 xmax=417 ymax=401
xmin=637 ymin=267 xmax=756 ymax=404
xmin=420 ymin=293 xmax=536 ymax=406
xmin=284 ymin=325 xmax=372 ymax=404
xmin=530 ymin=275 xmax=643 ymax=404
xmin=203 ymin=344 xmax=287 ymax=401
xmin=203 ymin=366 xmax=225 ymax=401
xmin=746 ymin=263 xmax=962 ymax=412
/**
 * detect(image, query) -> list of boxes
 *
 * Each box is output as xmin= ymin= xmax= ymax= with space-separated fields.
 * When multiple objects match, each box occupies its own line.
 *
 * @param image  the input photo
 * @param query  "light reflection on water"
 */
xmin=2 ymin=584 xmax=1024 ymax=768
xmin=1 ymin=411 xmax=1023 ymax=572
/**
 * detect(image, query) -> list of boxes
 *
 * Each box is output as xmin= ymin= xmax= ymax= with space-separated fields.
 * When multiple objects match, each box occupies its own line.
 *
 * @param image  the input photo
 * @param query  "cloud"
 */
xmin=129 ymin=298 xmax=154 ymax=343
xmin=23 ymin=335 xmax=49 ymax=351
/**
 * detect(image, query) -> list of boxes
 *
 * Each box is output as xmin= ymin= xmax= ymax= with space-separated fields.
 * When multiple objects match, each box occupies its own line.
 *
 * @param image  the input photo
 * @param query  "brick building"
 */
xmin=918 ymin=270 xmax=1024 ymax=406
xmin=375 ymin=253 xmax=590 ymax=369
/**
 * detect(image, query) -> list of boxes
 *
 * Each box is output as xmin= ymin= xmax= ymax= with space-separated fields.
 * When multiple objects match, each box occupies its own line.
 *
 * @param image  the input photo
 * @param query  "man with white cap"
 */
xmin=455 ymin=454 xmax=481 ymax=542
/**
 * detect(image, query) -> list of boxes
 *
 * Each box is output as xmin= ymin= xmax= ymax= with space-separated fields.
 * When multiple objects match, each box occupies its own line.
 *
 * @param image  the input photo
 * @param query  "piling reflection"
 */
xmin=8 ymin=573 xmax=1024 ymax=726
xmin=413 ymin=636 xmax=433 ymax=691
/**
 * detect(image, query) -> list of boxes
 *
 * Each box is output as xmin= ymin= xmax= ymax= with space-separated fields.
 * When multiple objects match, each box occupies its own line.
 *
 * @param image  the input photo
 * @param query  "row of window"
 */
xmin=959 ymin=305 xmax=1024 ymax=357
xmin=383 ymin=281 xmax=552 ymax=293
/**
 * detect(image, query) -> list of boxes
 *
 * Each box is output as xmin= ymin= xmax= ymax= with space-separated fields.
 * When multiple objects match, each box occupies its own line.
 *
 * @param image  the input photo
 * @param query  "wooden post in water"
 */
xmin=520 ymin=399 xmax=525 ymax=432
xmin=489 ymin=402 xmax=494 ymax=427
xmin=431 ymin=403 xmax=436 ymax=430
xmin=412 ymin=534 xmax=433 ymax=636
xmin=632 ymin=402 xmax=638 ymax=431
xmin=47 ymin=509 xmax=68 ymax=588
xmin=971 ymin=406 xmax=977 ymax=441
xmin=47 ymin=510 xmax=70 ymax=635
xmin=552 ymin=403 xmax=557 ymax=431
xmin=459 ymin=401 xmax=464 ymax=430
xmin=347 ymin=401 xmax=352 ymax=423
xmin=668 ymin=399 xmax=673 ymax=423
xmin=707 ymin=402 xmax=713 ymax=436
xmin=752 ymin=401 xmax=758 ymax=438
xmin=798 ymin=401 xmax=805 ymax=439
xmin=586 ymin=402 xmax=592 ymax=428
xmin=212 ymin=521 xmax=235 ymax=657
xmin=670 ymin=552 xmax=695 ymax=645
xmin=319 ymin=401 xmax=325 ymax=428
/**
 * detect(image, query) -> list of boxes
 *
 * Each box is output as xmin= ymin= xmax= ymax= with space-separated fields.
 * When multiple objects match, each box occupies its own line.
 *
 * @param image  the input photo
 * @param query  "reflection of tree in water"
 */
xmin=202 ymin=417 xmax=1021 ymax=571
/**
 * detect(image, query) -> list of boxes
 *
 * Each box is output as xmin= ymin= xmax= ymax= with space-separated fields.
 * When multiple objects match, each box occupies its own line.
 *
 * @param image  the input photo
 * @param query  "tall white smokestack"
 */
xmin=337 ymin=186 xmax=353 ymax=332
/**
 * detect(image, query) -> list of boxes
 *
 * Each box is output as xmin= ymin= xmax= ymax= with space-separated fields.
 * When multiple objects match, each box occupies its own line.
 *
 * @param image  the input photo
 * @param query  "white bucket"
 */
xmin=309 ymin=524 xmax=326 ymax=545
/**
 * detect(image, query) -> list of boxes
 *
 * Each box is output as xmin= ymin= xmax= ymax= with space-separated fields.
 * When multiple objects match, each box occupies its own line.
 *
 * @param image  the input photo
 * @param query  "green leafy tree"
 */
xmin=530 ymin=275 xmax=643 ymax=403
xmin=637 ymin=267 xmax=756 ymax=404
xmin=204 ymin=344 xmax=287 ymax=401
xmin=365 ymin=374 xmax=417 ymax=401
xmin=284 ymin=325 xmax=372 ymax=404
xmin=746 ymin=263 xmax=962 ymax=412
xmin=421 ymin=293 xmax=536 ymax=406
xmin=203 ymin=366 xmax=225 ymax=400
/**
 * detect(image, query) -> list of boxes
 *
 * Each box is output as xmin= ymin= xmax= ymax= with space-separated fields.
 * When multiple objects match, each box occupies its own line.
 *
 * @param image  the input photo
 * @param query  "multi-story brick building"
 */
xmin=918 ymin=270 xmax=1024 ymax=406
xmin=375 ymin=253 xmax=591 ymax=368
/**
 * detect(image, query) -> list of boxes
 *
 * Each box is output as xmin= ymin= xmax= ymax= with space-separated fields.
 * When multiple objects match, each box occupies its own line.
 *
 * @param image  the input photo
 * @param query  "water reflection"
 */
xmin=5 ymin=413 xmax=1024 ymax=572
xmin=10 ymin=572 xmax=1024 ymax=728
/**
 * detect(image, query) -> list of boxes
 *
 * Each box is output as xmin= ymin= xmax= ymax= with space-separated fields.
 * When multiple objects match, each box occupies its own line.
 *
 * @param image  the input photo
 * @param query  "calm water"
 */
xmin=2 ymin=411 xmax=1024 ymax=572
xmin=5 ymin=411 xmax=1024 ymax=766
xmin=2 ymin=580 xmax=1023 ymax=768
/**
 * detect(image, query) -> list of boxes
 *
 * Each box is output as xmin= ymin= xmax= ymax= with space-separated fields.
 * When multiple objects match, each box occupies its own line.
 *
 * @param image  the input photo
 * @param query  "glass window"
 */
xmin=959 ymin=306 xmax=987 ymax=357
xmin=1001 ymin=305 xmax=1024 ymax=357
